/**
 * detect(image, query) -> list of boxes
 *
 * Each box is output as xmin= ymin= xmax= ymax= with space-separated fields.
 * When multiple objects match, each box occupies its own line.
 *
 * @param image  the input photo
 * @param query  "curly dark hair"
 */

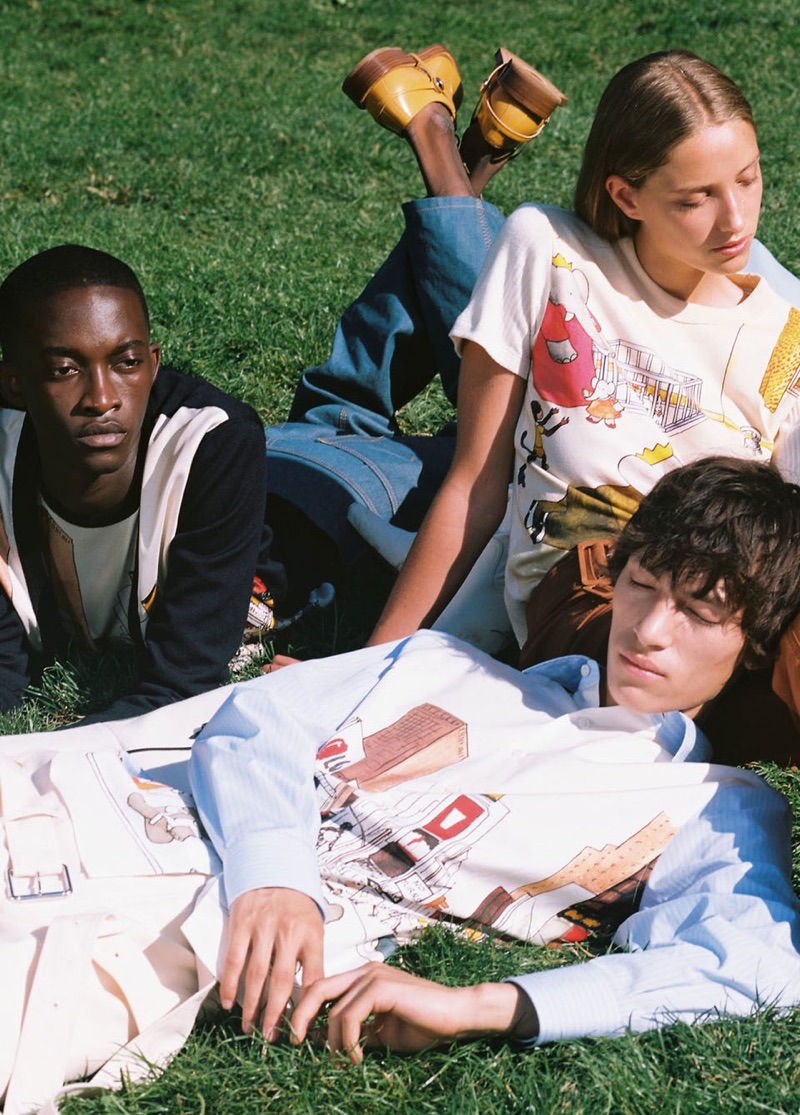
xmin=608 ymin=457 xmax=800 ymax=670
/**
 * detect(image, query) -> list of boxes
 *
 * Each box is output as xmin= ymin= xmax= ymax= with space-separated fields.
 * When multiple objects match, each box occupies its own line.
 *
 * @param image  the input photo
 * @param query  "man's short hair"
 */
xmin=0 ymin=244 xmax=149 ymax=361
xmin=608 ymin=457 xmax=800 ymax=670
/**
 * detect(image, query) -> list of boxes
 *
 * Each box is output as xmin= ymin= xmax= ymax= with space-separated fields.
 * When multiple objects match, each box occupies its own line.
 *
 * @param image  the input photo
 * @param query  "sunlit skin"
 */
xmin=0 ymin=286 xmax=160 ymax=524
xmin=605 ymin=119 xmax=762 ymax=305
xmin=221 ymin=553 xmax=747 ymax=1051
xmin=275 ymin=560 xmax=747 ymax=1056
xmin=605 ymin=555 xmax=746 ymax=718
xmin=209 ymin=105 xmax=764 ymax=1070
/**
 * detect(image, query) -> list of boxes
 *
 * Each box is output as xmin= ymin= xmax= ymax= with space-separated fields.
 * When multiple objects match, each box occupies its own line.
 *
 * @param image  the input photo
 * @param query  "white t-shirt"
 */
xmin=453 ymin=204 xmax=800 ymax=641
xmin=39 ymin=496 xmax=138 ymax=648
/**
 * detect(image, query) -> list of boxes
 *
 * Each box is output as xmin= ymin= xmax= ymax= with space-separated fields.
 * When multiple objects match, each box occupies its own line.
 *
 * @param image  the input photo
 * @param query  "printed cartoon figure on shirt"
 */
xmin=127 ymin=776 xmax=201 ymax=844
xmin=532 ymin=253 xmax=708 ymax=438
xmin=314 ymin=705 xmax=507 ymax=916
xmin=758 ymin=304 xmax=800 ymax=412
xmin=470 ymin=812 xmax=676 ymax=943
xmin=522 ymin=481 xmax=640 ymax=553
xmin=521 ymin=442 xmax=675 ymax=553
xmin=518 ymin=399 xmax=570 ymax=483
xmin=583 ymin=340 xmax=708 ymax=435
xmin=532 ymin=256 xmax=605 ymax=408
xmin=523 ymin=500 xmax=550 ymax=545
xmin=741 ymin=425 xmax=764 ymax=456
xmin=583 ymin=374 xmax=624 ymax=428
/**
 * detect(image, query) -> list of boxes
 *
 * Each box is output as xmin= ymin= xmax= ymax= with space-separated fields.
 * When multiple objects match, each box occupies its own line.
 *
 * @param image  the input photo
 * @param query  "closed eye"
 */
xmin=686 ymin=608 xmax=718 ymax=627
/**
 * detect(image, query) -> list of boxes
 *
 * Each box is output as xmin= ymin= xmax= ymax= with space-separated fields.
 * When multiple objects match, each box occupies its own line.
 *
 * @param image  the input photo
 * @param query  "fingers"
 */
xmin=221 ymin=888 xmax=323 ymax=1037
xmin=291 ymin=963 xmax=417 ymax=1062
xmin=327 ymin=984 xmax=377 ymax=1063
xmin=261 ymin=925 xmax=325 ymax=1039
xmin=219 ymin=913 xmax=252 ymax=1011
xmin=324 ymin=966 xmax=422 ymax=1059
xmin=299 ymin=935 xmax=325 ymax=990
xmin=240 ymin=931 xmax=275 ymax=1033
xmin=290 ymin=964 xmax=378 ymax=1045
xmin=258 ymin=937 xmax=297 ymax=1038
xmin=292 ymin=965 xmax=513 ymax=1059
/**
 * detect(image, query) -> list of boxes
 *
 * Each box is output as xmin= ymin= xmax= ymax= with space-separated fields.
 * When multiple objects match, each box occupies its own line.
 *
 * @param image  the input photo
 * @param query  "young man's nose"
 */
xmin=632 ymin=599 xmax=674 ymax=648
xmin=80 ymin=367 xmax=120 ymax=412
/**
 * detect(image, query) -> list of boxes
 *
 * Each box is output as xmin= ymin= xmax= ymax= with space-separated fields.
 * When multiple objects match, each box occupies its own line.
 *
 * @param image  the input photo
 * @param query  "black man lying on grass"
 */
xmin=0 ymin=245 xmax=287 ymax=724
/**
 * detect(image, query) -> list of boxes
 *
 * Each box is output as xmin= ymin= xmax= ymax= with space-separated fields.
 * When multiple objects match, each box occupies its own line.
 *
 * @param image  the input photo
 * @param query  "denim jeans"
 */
xmin=266 ymin=196 xmax=505 ymax=558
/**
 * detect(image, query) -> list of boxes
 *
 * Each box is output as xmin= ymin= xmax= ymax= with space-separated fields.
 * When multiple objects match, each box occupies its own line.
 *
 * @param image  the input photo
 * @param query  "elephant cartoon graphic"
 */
xmin=532 ymin=255 xmax=608 ymax=408
xmin=584 ymin=375 xmax=624 ymax=428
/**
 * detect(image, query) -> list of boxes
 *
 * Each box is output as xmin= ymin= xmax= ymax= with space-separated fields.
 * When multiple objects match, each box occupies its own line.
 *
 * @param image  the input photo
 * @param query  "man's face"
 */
xmin=606 ymin=554 xmax=746 ymax=718
xmin=1 ymin=285 xmax=160 ymax=507
xmin=1 ymin=287 xmax=160 ymax=512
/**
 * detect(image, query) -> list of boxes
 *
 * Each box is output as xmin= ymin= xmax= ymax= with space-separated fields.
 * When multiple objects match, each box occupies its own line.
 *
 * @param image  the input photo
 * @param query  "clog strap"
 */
xmin=477 ymin=63 xmax=549 ymax=145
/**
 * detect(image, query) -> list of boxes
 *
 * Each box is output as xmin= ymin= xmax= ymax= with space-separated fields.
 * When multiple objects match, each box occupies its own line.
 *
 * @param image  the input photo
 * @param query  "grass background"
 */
xmin=1 ymin=0 xmax=800 ymax=1110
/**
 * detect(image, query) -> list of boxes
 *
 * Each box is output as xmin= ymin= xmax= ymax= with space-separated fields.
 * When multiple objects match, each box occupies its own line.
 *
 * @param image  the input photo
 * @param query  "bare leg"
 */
xmin=459 ymin=116 xmax=515 ymax=197
xmin=403 ymin=103 xmax=474 ymax=198
xmin=405 ymin=101 xmax=514 ymax=200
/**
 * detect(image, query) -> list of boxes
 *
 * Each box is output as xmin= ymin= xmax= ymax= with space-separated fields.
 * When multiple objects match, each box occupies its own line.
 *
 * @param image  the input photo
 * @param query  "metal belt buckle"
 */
xmin=6 ymin=864 xmax=73 ymax=901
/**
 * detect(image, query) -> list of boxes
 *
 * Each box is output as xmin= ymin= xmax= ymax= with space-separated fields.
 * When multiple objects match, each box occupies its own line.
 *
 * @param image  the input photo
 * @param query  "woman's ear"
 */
xmin=605 ymin=175 xmax=642 ymax=222
xmin=0 ymin=365 xmax=26 ymax=409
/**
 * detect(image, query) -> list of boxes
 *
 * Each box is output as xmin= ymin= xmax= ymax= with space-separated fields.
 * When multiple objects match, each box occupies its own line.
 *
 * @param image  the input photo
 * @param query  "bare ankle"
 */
xmin=459 ymin=118 xmax=511 ymax=196
xmin=405 ymin=104 xmax=474 ymax=197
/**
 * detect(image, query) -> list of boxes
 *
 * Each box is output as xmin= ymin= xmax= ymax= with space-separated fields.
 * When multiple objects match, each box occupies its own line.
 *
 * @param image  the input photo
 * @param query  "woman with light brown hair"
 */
xmin=368 ymin=50 xmax=800 ymax=679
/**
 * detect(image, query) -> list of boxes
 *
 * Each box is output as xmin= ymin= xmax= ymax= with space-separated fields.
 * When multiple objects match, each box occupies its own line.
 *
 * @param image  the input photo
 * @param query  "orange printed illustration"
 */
xmin=330 ymin=703 xmax=469 ymax=794
xmin=470 ymin=812 xmax=676 ymax=939
xmin=583 ymin=374 xmax=624 ymax=428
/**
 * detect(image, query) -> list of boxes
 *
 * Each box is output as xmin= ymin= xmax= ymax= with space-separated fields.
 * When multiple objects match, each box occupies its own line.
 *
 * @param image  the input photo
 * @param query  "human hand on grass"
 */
xmin=222 ymin=887 xmax=324 ymax=1037
xmin=289 ymin=962 xmax=534 ymax=1062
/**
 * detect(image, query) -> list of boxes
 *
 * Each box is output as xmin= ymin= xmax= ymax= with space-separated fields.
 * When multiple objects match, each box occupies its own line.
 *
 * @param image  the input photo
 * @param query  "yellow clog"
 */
xmin=472 ymin=48 xmax=568 ymax=153
xmin=343 ymin=45 xmax=461 ymax=135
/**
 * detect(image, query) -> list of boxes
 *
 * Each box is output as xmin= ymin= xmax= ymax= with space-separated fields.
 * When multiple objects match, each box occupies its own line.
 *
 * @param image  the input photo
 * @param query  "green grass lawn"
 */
xmin=2 ymin=0 xmax=800 ymax=1110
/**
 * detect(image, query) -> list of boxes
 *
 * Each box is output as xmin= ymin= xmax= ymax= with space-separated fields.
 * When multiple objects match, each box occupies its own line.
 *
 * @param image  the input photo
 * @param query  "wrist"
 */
xmin=457 ymin=982 xmax=537 ymax=1040
xmin=506 ymin=986 xmax=540 ymax=1043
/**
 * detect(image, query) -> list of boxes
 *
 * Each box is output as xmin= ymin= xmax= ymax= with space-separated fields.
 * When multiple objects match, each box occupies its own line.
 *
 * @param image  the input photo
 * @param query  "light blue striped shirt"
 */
xmin=189 ymin=632 xmax=800 ymax=1045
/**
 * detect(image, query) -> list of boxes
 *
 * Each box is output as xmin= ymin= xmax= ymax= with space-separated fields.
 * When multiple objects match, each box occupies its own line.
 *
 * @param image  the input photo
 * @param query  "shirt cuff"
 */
xmin=505 ymin=960 xmax=624 ymax=1046
xmin=222 ymin=828 xmax=325 ymax=917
